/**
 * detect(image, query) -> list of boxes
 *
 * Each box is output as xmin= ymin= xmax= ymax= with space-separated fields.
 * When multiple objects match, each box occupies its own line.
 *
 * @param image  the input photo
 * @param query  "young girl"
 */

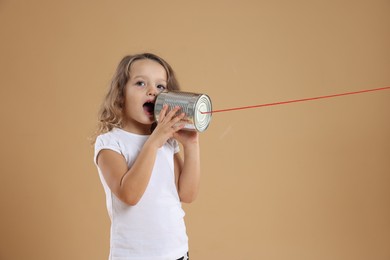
xmin=93 ymin=53 xmax=200 ymax=260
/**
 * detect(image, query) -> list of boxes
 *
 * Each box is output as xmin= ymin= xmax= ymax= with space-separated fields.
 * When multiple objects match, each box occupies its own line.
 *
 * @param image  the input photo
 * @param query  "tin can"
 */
xmin=154 ymin=91 xmax=212 ymax=132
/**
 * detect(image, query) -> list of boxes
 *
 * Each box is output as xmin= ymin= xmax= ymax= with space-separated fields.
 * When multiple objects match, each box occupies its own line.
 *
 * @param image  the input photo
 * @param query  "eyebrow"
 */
xmin=132 ymin=75 xmax=167 ymax=83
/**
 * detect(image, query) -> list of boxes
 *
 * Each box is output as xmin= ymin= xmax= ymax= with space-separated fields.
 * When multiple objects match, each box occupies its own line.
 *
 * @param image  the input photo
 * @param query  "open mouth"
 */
xmin=143 ymin=101 xmax=155 ymax=115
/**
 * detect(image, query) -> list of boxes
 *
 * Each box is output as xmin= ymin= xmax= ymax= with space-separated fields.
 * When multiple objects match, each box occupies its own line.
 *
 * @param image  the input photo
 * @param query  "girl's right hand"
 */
xmin=146 ymin=105 xmax=185 ymax=148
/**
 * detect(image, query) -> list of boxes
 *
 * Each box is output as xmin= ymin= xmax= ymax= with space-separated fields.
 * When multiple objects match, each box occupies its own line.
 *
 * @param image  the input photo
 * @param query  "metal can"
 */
xmin=154 ymin=91 xmax=212 ymax=132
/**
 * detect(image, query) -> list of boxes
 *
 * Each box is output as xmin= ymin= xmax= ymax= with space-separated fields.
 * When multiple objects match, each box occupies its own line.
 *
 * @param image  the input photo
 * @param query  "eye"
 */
xmin=157 ymin=84 xmax=166 ymax=91
xmin=135 ymin=81 xmax=146 ymax=87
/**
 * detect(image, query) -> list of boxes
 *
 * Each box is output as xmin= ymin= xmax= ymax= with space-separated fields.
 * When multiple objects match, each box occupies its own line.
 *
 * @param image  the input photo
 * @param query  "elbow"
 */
xmin=123 ymin=198 xmax=140 ymax=206
xmin=120 ymin=194 xmax=142 ymax=206
xmin=118 ymin=185 xmax=144 ymax=206
xmin=181 ymin=198 xmax=195 ymax=204
xmin=179 ymin=193 xmax=198 ymax=204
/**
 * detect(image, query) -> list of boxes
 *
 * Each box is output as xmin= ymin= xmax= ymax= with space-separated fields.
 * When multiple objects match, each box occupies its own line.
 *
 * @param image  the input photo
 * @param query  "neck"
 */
xmin=121 ymin=121 xmax=152 ymax=135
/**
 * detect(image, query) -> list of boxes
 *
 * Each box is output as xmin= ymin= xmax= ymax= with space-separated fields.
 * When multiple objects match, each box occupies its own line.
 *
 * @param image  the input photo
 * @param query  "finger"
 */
xmin=172 ymin=116 xmax=186 ymax=133
xmin=165 ymin=106 xmax=182 ymax=121
xmin=172 ymin=112 xmax=186 ymax=125
xmin=172 ymin=121 xmax=185 ymax=132
xmin=158 ymin=104 xmax=169 ymax=122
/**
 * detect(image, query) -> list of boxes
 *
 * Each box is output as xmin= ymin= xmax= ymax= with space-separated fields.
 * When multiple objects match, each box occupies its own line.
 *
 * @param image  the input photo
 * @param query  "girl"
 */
xmin=93 ymin=53 xmax=200 ymax=260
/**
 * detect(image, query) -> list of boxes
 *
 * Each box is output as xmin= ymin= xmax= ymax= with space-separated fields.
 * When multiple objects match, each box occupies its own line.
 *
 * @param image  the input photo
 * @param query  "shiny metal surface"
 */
xmin=154 ymin=91 xmax=212 ymax=132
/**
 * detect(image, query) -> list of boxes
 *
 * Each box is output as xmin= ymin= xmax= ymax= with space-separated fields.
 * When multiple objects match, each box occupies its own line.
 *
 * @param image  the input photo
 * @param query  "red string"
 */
xmin=201 ymin=86 xmax=390 ymax=114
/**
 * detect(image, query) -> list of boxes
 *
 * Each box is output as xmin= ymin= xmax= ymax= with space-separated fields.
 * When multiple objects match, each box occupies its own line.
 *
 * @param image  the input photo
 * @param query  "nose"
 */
xmin=147 ymin=86 xmax=158 ymax=96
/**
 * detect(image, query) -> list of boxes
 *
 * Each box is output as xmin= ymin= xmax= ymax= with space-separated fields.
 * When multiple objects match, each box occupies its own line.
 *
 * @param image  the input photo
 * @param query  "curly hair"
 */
xmin=92 ymin=53 xmax=181 ymax=143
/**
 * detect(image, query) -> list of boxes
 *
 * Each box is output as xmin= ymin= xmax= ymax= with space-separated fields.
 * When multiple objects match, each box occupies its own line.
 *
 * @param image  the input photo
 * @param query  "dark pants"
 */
xmin=176 ymin=252 xmax=189 ymax=260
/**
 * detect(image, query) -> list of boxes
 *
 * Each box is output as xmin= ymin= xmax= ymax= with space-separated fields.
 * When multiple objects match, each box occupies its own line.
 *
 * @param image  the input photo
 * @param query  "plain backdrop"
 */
xmin=1 ymin=1 xmax=389 ymax=259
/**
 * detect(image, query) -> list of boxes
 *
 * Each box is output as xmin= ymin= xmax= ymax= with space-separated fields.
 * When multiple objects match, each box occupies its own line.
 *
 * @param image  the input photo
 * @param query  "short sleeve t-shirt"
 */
xmin=94 ymin=128 xmax=188 ymax=260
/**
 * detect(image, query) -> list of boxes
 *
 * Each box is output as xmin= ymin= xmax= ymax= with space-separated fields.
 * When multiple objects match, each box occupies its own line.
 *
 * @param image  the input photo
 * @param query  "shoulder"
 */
xmin=95 ymin=129 xmax=121 ymax=149
xmin=94 ymin=129 xmax=126 ymax=164
xmin=94 ymin=128 xmax=151 ymax=164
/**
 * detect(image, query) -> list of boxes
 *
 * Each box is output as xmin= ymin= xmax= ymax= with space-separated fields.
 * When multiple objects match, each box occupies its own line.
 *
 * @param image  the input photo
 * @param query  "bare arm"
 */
xmin=96 ymin=106 xmax=185 ymax=206
xmin=96 ymin=142 xmax=159 ymax=205
xmin=174 ymin=131 xmax=201 ymax=203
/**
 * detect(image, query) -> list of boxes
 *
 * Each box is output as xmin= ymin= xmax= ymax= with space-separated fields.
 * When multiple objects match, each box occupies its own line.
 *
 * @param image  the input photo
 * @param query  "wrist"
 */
xmin=183 ymin=140 xmax=200 ymax=152
xmin=143 ymin=138 xmax=161 ymax=151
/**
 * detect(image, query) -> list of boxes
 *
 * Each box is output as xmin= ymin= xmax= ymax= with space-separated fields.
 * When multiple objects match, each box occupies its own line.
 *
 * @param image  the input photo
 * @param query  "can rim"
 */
xmin=194 ymin=94 xmax=212 ymax=132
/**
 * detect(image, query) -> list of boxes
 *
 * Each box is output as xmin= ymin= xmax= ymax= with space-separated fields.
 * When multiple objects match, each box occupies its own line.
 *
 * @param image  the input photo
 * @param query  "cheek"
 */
xmin=123 ymin=92 xmax=140 ymax=112
xmin=123 ymin=88 xmax=134 ymax=107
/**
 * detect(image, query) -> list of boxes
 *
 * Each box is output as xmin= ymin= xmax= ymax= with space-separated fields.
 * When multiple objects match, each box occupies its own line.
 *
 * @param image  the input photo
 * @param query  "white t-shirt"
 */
xmin=94 ymin=128 xmax=188 ymax=260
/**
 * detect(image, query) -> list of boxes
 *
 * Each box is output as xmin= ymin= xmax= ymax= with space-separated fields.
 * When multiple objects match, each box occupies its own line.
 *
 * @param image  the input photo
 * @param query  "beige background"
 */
xmin=1 ymin=1 xmax=389 ymax=259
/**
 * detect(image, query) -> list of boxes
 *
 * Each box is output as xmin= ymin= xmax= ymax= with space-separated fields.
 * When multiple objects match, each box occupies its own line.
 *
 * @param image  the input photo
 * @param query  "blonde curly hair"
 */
xmin=92 ymin=53 xmax=181 ymax=143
